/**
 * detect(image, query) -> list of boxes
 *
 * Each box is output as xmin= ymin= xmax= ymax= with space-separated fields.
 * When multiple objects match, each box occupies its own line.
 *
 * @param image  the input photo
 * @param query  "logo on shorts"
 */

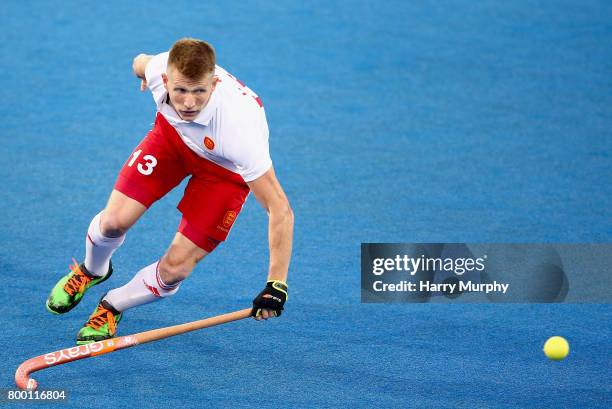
xmin=223 ymin=211 xmax=237 ymax=228
xmin=204 ymin=136 xmax=215 ymax=150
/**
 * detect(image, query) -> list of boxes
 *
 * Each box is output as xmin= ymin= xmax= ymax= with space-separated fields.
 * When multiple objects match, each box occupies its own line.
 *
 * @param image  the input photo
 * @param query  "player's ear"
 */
xmin=162 ymin=73 xmax=168 ymax=90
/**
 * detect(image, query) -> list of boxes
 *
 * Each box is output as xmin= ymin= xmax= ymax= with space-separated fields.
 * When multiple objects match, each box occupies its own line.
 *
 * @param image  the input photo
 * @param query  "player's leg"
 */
xmin=76 ymin=231 xmax=211 ymax=344
xmin=105 ymin=231 xmax=209 ymax=310
xmin=45 ymin=192 xmax=146 ymax=315
xmin=46 ymin=113 xmax=189 ymax=315
xmin=85 ymin=190 xmax=147 ymax=272
xmin=76 ymin=158 xmax=250 ymax=344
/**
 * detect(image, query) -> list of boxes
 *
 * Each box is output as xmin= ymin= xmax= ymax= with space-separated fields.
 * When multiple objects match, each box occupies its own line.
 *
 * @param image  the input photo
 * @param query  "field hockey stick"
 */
xmin=15 ymin=307 xmax=252 ymax=390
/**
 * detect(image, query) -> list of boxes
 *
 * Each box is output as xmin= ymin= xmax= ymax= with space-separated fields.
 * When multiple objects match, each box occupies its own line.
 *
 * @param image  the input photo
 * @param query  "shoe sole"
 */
xmin=76 ymin=336 xmax=112 ymax=345
xmin=46 ymin=296 xmax=84 ymax=315
xmin=76 ymin=340 xmax=101 ymax=345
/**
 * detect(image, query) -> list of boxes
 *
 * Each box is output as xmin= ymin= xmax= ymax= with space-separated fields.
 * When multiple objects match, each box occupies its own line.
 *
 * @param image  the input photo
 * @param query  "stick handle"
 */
xmin=15 ymin=308 xmax=252 ymax=390
xmin=134 ymin=308 xmax=252 ymax=344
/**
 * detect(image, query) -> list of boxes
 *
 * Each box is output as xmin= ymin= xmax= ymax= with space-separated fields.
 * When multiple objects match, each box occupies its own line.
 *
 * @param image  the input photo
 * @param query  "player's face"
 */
xmin=163 ymin=67 xmax=217 ymax=121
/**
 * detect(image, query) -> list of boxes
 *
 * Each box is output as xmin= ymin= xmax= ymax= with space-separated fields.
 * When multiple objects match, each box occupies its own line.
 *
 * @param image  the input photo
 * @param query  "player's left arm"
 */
xmin=247 ymin=166 xmax=294 ymax=320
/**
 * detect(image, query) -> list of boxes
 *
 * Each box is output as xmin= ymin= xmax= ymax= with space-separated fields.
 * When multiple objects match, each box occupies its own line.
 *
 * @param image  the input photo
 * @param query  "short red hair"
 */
xmin=168 ymin=38 xmax=216 ymax=79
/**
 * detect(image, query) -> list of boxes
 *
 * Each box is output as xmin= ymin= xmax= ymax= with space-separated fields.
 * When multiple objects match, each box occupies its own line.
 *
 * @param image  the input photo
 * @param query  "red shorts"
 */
xmin=114 ymin=113 xmax=250 ymax=252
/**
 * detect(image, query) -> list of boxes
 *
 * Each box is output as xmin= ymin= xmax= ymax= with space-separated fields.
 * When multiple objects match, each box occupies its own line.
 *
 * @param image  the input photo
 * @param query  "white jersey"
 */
xmin=144 ymin=52 xmax=272 ymax=182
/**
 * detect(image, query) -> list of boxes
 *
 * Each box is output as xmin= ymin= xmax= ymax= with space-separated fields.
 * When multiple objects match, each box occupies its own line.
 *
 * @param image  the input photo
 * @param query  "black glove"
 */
xmin=252 ymin=280 xmax=288 ymax=318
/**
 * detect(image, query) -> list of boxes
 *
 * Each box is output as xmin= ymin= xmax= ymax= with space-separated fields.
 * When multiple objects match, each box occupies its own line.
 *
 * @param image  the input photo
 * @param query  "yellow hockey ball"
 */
xmin=543 ymin=336 xmax=570 ymax=360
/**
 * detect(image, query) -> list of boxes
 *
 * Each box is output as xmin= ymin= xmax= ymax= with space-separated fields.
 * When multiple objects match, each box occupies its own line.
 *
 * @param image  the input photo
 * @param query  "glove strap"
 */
xmin=268 ymin=280 xmax=288 ymax=299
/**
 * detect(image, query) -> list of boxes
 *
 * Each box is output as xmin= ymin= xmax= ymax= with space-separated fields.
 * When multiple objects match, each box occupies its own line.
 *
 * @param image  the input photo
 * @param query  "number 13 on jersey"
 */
xmin=127 ymin=149 xmax=157 ymax=175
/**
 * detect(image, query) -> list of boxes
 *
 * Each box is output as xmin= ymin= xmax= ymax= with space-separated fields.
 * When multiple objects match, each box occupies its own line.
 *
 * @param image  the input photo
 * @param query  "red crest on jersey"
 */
xmin=223 ymin=211 xmax=237 ymax=228
xmin=204 ymin=136 xmax=215 ymax=150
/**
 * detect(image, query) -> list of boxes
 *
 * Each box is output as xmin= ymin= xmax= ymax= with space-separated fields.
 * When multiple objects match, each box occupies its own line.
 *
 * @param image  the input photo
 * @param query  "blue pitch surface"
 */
xmin=1 ymin=1 xmax=611 ymax=408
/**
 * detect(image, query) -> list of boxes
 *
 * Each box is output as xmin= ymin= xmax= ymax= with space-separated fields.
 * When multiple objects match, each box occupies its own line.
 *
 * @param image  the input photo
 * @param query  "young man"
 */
xmin=46 ymin=38 xmax=293 ymax=344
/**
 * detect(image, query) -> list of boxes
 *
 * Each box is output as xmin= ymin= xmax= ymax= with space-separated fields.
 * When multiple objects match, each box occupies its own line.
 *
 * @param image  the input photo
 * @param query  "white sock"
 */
xmin=103 ymin=261 xmax=181 ymax=312
xmin=84 ymin=212 xmax=126 ymax=277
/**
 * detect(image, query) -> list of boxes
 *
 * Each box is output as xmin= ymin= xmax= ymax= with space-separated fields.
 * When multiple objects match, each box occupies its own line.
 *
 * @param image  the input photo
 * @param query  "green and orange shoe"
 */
xmin=76 ymin=298 xmax=122 ymax=345
xmin=46 ymin=259 xmax=113 ymax=315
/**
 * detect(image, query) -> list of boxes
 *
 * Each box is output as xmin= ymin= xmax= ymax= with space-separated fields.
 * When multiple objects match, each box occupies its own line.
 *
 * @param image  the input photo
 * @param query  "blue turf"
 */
xmin=1 ymin=1 xmax=611 ymax=408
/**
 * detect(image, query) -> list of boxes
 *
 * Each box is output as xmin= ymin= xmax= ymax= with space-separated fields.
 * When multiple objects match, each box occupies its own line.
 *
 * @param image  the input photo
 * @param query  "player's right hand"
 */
xmin=252 ymin=280 xmax=288 ymax=320
xmin=132 ymin=53 xmax=152 ymax=91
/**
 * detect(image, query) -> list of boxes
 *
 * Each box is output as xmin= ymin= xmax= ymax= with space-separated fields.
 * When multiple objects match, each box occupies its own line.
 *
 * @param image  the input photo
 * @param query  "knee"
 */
xmin=158 ymin=251 xmax=194 ymax=285
xmin=99 ymin=211 xmax=132 ymax=237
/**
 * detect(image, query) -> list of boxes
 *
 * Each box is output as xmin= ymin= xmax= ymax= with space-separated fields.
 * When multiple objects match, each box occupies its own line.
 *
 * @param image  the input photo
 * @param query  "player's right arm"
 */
xmin=132 ymin=54 xmax=154 ymax=91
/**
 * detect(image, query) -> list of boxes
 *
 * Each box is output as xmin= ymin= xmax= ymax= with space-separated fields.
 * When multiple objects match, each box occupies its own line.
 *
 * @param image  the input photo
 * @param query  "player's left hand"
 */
xmin=252 ymin=280 xmax=288 ymax=320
